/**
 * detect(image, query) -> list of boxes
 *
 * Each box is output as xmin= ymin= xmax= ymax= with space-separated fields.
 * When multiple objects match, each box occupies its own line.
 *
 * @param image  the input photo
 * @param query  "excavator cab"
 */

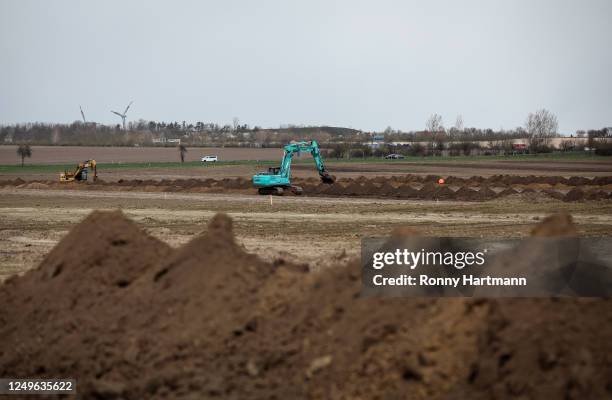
xmin=76 ymin=168 xmax=87 ymax=181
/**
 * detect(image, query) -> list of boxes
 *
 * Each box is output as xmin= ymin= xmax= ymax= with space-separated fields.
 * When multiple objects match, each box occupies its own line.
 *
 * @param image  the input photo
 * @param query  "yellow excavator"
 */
xmin=59 ymin=160 xmax=97 ymax=182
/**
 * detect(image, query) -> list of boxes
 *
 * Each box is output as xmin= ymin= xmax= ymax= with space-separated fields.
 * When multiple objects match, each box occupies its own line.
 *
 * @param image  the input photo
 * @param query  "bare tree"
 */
xmin=425 ymin=114 xmax=444 ymax=155
xmin=232 ymin=117 xmax=240 ymax=132
xmin=525 ymin=109 xmax=558 ymax=150
xmin=16 ymin=144 xmax=32 ymax=167
xmin=500 ymin=136 xmax=514 ymax=154
xmin=560 ymin=140 xmax=575 ymax=152
xmin=426 ymin=113 xmax=444 ymax=133
xmin=178 ymin=144 xmax=187 ymax=163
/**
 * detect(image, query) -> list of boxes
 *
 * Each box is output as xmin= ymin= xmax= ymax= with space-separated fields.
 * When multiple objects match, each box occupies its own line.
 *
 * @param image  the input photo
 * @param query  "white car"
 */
xmin=201 ymin=155 xmax=219 ymax=162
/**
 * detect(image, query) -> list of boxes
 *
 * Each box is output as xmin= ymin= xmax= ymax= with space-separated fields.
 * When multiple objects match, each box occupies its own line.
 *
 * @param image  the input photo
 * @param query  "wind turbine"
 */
xmin=111 ymin=101 xmax=133 ymax=130
xmin=79 ymin=105 xmax=87 ymax=123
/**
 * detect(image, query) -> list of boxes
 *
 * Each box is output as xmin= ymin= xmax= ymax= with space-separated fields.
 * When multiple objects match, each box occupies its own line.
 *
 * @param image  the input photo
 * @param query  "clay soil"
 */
xmin=0 ymin=145 xmax=283 ymax=165
xmin=0 ymin=211 xmax=611 ymax=399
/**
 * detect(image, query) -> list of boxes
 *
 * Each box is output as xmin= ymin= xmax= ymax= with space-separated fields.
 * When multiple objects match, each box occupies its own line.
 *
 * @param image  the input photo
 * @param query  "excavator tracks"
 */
xmin=257 ymin=186 xmax=303 ymax=196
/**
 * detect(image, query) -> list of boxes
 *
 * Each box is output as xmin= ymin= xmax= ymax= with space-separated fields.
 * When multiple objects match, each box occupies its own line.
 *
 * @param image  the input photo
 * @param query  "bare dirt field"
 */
xmin=1 ymin=157 xmax=611 ymax=280
xmin=0 ymin=145 xmax=283 ymax=164
xmin=1 ymin=186 xmax=611 ymax=282
xmin=1 ymin=157 xmax=611 ymax=399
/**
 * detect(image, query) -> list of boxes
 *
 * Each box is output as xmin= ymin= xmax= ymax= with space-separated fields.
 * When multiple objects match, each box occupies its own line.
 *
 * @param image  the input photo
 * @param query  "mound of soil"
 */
xmin=23 ymin=182 xmax=50 ymax=189
xmin=300 ymin=183 xmax=319 ymax=194
xmin=397 ymin=184 xmax=419 ymax=198
xmin=506 ymin=175 xmax=530 ymax=185
xmin=417 ymin=182 xmax=438 ymax=199
xmin=476 ymin=185 xmax=497 ymax=200
xmin=466 ymin=175 xmax=486 ymax=186
xmin=4 ymin=174 xmax=610 ymax=202
xmin=0 ymin=178 xmax=26 ymax=187
xmin=0 ymin=211 xmax=173 ymax=394
xmin=520 ymin=187 xmax=537 ymax=194
xmin=454 ymin=186 xmax=482 ymax=201
xmin=584 ymin=189 xmax=608 ymax=201
xmin=444 ymin=176 xmax=466 ymax=185
xmin=343 ymin=182 xmax=367 ymax=196
xmin=542 ymin=188 xmax=565 ymax=201
xmin=354 ymin=175 xmax=368 ymax=184
xmin=531 ymin=213 xmax=577 ymax=236
xmin=1 ymin=212 xmax=611 ymax=399
xmin=497 ymin=187 xmax=519 ymax=198
xmin=320 ymin=182 xmax=346 ymax=196
xmin=372 ymin=176 xmax=389 ymax=184
xmin=593 ymin=176 xmax=612 ymax=185
xmin=377 ymin=181 xmax=398 ymax=197
xmin=432 ymin=185 xmax=456 ymax=200
xmin=564 ymin=188 xmax=585 ymax=202
xmin=421 ymin=174 xmax=440 ymax=183
xmin=399 ymin=175 xmax=414 ymax=183
xmin=542 ymin=175 xmax=566 ymax=185
xmin=567 ymin=176 xmax=594 ymax=186
xmin=486 ymin=174 xmax=504 ymax=184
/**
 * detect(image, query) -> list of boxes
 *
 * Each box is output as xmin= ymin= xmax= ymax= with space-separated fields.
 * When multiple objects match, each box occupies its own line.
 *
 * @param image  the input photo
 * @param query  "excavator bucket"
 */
xmin=320 ymin=171 xmax=335 ymax=184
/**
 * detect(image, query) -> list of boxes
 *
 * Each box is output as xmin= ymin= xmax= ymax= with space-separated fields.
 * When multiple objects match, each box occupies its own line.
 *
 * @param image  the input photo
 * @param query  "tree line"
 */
xmin=1 ymin=110 xmax=609 ymax=153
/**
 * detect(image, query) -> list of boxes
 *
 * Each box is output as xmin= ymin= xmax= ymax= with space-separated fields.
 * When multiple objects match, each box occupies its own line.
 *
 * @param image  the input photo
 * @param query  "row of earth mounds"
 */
xmin=2 ymin=175 xmax=611 ymax=202
xmin=115 ymin=177 xmax=255 ymax=191
xmin=324 ymin=183 xmax=610 ymax=202
xmin=4 ymin=174 xmax=612 ymax=189
xmin=0 ymin=211 xmax=611 ymax=399
xmin=294 ymin=178 xmax=612 ymax=202
xmin=295 ymin=174 xmax=612 ymax=187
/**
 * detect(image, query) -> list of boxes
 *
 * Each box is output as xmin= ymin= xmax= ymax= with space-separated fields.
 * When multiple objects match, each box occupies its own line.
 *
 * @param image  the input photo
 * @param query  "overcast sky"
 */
xmin=0 ymin=0 xmax=610 ymax=133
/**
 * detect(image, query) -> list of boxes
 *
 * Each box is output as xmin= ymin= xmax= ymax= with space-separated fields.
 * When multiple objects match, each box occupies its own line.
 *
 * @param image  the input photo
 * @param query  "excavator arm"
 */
xmin=307 ymin=142 xmax=334 ymax=183
xmin=278 ymin=141 xmax=333 ymax=181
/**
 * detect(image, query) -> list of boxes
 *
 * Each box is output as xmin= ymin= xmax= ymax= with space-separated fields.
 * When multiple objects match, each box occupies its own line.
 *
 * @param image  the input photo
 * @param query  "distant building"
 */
xmin=366 ymin=134 xmax=385 ymax=148
xmin=152 ymin=137 xmax=181 ymax=145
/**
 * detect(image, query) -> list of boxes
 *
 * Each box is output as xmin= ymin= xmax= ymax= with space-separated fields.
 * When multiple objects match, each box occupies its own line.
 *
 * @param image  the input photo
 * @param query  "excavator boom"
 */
xmin=252 ymin=140 xmax=334 ymax=195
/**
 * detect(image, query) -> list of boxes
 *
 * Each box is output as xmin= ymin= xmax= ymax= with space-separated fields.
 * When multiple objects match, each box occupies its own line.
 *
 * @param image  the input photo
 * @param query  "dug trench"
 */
xmin=0 ymin=212 xmax=610 ymax=399
xmin=2 ymin=173 xmax=612 ymax=202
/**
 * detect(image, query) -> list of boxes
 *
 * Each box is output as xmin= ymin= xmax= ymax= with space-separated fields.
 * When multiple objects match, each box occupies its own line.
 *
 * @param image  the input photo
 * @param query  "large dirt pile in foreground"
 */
xmin=0 ymin=213 xmax=610 ymax=399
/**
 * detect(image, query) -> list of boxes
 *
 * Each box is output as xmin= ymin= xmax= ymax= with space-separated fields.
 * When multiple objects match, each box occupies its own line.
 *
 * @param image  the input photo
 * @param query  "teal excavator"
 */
xmin=252 ymin=140 xmax=335 ymax=195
